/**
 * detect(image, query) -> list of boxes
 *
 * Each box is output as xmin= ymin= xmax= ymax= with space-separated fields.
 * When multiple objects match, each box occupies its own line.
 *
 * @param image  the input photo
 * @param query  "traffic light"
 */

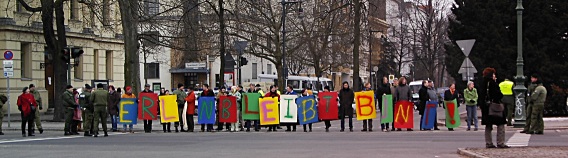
xmin=71 ymin=48 xmax=84 ymax=58
xmin=240 ymin=57 xmax=248 ymax=66
xmin=62 ymin=48 xmax=70 ymax=64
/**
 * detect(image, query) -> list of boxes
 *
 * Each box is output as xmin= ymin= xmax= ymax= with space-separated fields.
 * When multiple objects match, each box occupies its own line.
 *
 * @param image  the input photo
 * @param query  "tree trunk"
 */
xmin=119 ymin=0 xmax=141 ymax=93
xmin=218 ymin=0 xmax=225 ymax=88
xmin=352 ymin=0 xmax=362 ymax=92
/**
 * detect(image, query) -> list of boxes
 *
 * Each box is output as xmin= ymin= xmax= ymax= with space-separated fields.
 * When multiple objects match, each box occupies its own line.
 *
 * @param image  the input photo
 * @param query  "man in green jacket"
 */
xmin=526 ymin=74 xmax=547 ymax=135
xmin=62 ymin=85 xmax=78 ymax=136
xmin=90 ymin=83 xmax=109 ymax=137
xmin=464 ymin=81 xmax=479 ymax=131
xmin=29 ymin=84 xmax=44 ymax=134
xmin=521 ymin=74 xmax=542 ymax=134
xmin=173 ymin=83 xmax=187 ymax=132
xmin=80 ymin=84 xmax=93 ymax=136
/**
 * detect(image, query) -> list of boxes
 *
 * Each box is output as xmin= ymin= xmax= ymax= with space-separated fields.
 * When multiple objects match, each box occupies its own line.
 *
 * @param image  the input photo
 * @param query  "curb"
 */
xmin=457 ymin=148 xmax=488 ymax=158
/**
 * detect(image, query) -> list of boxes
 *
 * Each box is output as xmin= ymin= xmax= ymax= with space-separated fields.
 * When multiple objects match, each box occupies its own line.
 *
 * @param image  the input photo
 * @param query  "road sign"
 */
xmin=3 ymin=60 xmax=14 ymax=72
xmin=4 ymin=50 xmax=14 ymax=60
xmin=458 ymin=58 xmax=477 ymax=73
xmin=456 ymin=39 xmax=475 ymax=56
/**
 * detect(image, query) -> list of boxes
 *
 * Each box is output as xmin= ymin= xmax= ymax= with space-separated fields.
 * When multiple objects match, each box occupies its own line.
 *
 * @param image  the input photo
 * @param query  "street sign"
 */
xmin=456 ymin=39 xmax=475 ymax=56
xmin=388 ymin=75 xmax=395 ymax=84
xmin=4 ymin=50 xmax=14 ymax=60
xmin=458 ymin=58 xmax=477 ymax=73
xmin=3 ymin=60 xmax=14 ymax=77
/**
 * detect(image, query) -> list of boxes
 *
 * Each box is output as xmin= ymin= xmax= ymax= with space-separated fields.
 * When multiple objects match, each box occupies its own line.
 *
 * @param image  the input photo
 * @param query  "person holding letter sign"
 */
xmin=200 ymin=84 xmax=216 ymax=132
xmin=320 ymin=86 xmax=338 ymax=132
xmin=377 ymin=77 xmax=392 ymax=132
xmin=394 ymin=77 xmax=413 ymax=131
xmin=361 ymin=83 xmax=374 ymax=132
xmin=443 ymin=84 xmax=459 ymax=131
xmin=159 ymin=88 xmax=172 ymax=132
xmin=284 ymin=85 xmax=298 ymax=132
xmin=121 ymin=86 xmax=136 ymax=133
xmin=264 ymin=85 xmax=280 ymax=132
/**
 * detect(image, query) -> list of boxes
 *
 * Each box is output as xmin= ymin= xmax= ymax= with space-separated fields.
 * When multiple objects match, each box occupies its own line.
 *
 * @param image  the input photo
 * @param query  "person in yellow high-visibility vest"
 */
xmin=499 ymin=79 xmax=514 ymax=126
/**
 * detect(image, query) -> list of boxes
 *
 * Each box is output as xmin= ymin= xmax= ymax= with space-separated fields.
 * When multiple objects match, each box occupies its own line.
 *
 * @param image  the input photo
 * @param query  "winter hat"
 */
xmin=85 ymin=84 xmax=92 ymax=90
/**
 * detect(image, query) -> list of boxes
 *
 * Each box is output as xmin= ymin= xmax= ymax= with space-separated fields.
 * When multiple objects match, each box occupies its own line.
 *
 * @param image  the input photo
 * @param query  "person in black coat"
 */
xmin=418 ymin=80 xmax=429 ymax=130
xmin=338 ymin=82 xmax=354 ymax=132
xmin=478 ymin=68 xmax=508 ymax=148
xmin=443 ymin=84 xmax=459 ymax=131
xmin=377 ymin=77 xmax=392 ymax=132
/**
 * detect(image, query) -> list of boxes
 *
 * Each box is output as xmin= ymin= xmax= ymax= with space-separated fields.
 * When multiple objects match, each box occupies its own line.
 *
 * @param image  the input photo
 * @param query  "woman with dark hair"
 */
xmin=444 ymin=83 xmax=459 ymax=131
xmin=158 ymin=88 xmax=172 ymax=132
xmin=479 ymin=67 xmax=508 ymax=148
xmin=17 ymin=87 xmax=37 ymax=137
xmin=394 ymin=77 xmax=413 ymax=131
xmin=338 ymin=82 xmax=354 ymax=132
xmin=377 ymin=77 xmax=392 ymax=132
xmin=108 ymin=85 xmax=121 ymax=132
xmin=264 ymin=85 xmax=280 ymax=132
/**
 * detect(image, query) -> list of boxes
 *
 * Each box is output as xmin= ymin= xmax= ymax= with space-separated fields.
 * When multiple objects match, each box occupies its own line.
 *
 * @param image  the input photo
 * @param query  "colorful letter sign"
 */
xmin=355 ymin=91 xmax=377 ymax=121
xmin=318 ymin=92 xmax=338 ymax=120
xmin=159 ymin=95 xmax=179 ymax=123
xmin=444 ymin=99 xmax=461 ymax=128
xmin=297 ymin=96 xmax=319 ymax=125
xmin=242 ymin=93 xmax=261 ymax=120
xmin=198 ymin=97 xmax=216 ymax=124
xmin=138 ymin=93 xmax=158 ymax=120
xmin=394 ymin=100 xmax=414 ymax=129
xmin=421 ymin=101 xmax=438 ymax=129
xmin=219 ymin=96 xmax=237 ymax=123
xmin=279 ymin=95 xmax=298 ymax=123
xmin=380 ymin=94 xmax=393 ymax=124
xmin=259 ymin=97 xmax=279 ymax=125
xmin=119 ymin=98 xmax=138 ymax=124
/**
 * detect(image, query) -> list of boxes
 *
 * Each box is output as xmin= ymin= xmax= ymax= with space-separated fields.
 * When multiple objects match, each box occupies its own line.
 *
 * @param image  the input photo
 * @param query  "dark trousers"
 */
xmin=324 ymin=120 xmax=331 ymax=129
xmin=21 ymin=113 xmax=34 ymax=135
xmin=162 ymin=122 xmax=171 ymax=132
xmin=286 ymin=123 xmax=297 ymax=131
xmin=201 ymin=124 xmax=214 ymax=132
xmin=268 ymin=125 xmax=278 ymax=131
xmin=186 ymin=114 xmax=194 ymax=132
xmin=303 ymin=124 xmax=312 ymax=131
xmin=362 ymin=119 xmax=373 ymax=130
xmin=175 ymin=107 xmax=184 ymax=129
xmin=143 ymin=120 xmax=152 ymax=132
xmin=381 ymin=123 xmax=390 ymax=130
xmin=71 ymin=120 xmax=80 ymax=133
xmin=217 ymin=122 xmax=231 ymax=131
xmin=245 ymin=120 xmax=260 ymax=131
xmin=340 ymin=115 xmax=353 ymax=130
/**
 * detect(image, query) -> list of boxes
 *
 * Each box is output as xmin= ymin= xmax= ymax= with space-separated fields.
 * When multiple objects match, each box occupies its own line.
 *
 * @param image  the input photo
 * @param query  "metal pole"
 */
xmin=466 ymin=57 xmax=470 ymax=81
xmin=7 ymin=76 xmax=10 ymax=127
xmin=238 ymin=50 xmax=242 ymax=86
xmin=67 ymin=63 xmax=71 ymax=85
xmin=513 ymin=0 xmax=527 ymax=128
xmin=281 ymin=0 xmax=287 ymax=85
xmin=368 ymin=31 xmax=372 ymax=86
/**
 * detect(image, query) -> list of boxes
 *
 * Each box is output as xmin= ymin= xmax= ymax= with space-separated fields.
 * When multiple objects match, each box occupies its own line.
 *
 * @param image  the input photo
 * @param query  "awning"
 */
xmin=169 ymin=68 xmax=209 ymax=74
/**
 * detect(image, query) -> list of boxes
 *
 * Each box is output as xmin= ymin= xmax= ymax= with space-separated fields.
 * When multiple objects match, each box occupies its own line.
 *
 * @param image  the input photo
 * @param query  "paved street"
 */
xmin=1 ymin=107 xmax=567 ymax=158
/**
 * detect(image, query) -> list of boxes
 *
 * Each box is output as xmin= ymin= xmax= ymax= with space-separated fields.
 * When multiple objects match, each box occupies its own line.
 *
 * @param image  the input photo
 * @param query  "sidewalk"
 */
xmin=458 ymin=147 xmax=568 ymax=158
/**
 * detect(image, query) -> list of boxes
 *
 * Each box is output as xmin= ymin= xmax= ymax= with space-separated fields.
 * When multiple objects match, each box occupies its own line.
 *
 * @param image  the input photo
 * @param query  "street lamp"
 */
xmin=281 ymin=0 xmax=303 ymax=87
xmin=368 ymin=30 xmax=382 ymax=87
xmin=513 ymin=0 xmax=527 ymax=128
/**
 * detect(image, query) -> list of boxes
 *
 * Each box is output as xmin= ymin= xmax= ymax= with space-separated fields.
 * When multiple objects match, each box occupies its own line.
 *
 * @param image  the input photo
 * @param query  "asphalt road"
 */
xmin=1 ymin=107 xmax=566 ymax=158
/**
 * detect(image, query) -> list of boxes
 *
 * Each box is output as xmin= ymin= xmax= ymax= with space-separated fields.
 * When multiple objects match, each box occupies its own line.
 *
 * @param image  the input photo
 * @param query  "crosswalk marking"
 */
xmin=506 ymin=130 xmax=531 ymax=147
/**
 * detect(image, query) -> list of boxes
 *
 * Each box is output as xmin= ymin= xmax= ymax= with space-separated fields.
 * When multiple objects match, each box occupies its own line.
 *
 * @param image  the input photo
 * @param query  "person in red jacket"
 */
xmin=184 ymin=87 xmax=196 ymax=132
xmin=17 ymin=87 xmax=38 ymax=137
xmin=264 ymin=85 xmax=280 ymax=132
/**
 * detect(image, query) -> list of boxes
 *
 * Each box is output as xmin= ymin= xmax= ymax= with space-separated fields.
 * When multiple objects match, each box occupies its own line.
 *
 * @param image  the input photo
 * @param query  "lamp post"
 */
xmin=368 ymin=30 xmax=382 ymax=87
xmin=513 ymin=0 xmax=527 ymax=128
xmin=281 ymin=0 xmax=302 ymax=88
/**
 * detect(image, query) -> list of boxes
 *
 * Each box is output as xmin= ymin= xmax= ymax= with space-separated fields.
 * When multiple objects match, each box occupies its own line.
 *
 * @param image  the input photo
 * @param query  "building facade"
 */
xmin=0 ymin=0 xmax=125 ymax=114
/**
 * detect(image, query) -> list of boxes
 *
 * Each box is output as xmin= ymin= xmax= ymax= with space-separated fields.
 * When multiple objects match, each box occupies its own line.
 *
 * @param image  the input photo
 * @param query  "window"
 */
xmin=70 ymin=0 xmax=79 ymax=20
xmin=93 ymin=50 xmax=99 ymax=79
xmin=267 ymin=64 xmax=272 ymax=75
xmin=16 ymin=0 xmax=30 ymax=13
xmin=106 ymin=50 xmax=113 ymax=80
xmin=252 ymin=63 xmax=257 ymax=79
xmin=184 ymin=73 xmax=198 ymax=87
xmin=74 ymin=56 xmax=83 ymax=79
xmin=145 ymin=63 xmax=160 ymax=79
xmin=144 ymin=0 xmax=160 ymax=16
xmin=20 ymin=43 xmax=32 ymax=79
xmin=102 ymin=0 xmax=110 ymax=26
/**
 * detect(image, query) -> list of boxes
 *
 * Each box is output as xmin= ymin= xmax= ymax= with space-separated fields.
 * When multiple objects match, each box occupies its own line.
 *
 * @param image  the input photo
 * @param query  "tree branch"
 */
xmin=17 ymin=0 xmax=42 ymax=12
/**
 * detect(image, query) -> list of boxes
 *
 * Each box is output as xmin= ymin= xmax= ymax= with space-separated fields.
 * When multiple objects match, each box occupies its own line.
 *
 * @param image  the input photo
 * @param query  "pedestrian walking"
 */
xmin=339 ymin=82 xmax=354 ymax=132
xmin=29 ymin=84 xmax=43 ymax=134
xmin=479 ymin=68 xmax=509 ymax=148
xmin=159 ymin=88 xmax=172 ymax=133
xmin=62 ymin=85 xmax=77 ymax=136
xmin=173 ymin=84 xmax=188 ymax=132
xmin=418 ymin=80 xmax=429 ymax=131
xmin=108 ymin=85 xmax=121 ymax=132
xmin=464 ymin=81 xmax=479 ymax=131
xmin=200 ymin=84 xmax=215 ymax=132
xmin=394 ymin=77 xmax=413 ymax=131
xmin=361 ymin=82 xmax=374 ymax=132
xmin=444 ymin=83 xmax=459 ymax=131
xmin=184 ymin=87 xmax=197 ymax=132
xmin=91 ymin=83 xmax=109 ymax=137
xmin=522 ymin=74 xmax=546 ymax=135
xmin=0 ymin=94 xmax=7 ymax=135
xmin=17 ymin=87 xmax=37 ymax=137
xmin=121 ymin=86 xmax=136 ymax=133
xmin=377 ymin=77 xmax=392 ymax=132
xmin=80 ymin=84 xmax=94 ymax=136
xmin=141 ymin=84 xmax=155 ymax=133
xmin=265 ymin=85 xmax=280 ymax=132
xmin=499 ymin=79 xmax=515 ymax=126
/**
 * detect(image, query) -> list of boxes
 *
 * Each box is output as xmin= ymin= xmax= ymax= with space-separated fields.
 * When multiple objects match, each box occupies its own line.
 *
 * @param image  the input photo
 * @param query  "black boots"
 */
xmin=64 ymin=132 xmax=71 ymax=136
xmin=84 ymin=131 xmax=93 ymax=137
xmin=104 ymin=131 xmax=109 ymax=137
xmin=175 ymin=127 xmax=179 ymax=133
xmin=39 ymin=128 xmax=44 ymax=134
